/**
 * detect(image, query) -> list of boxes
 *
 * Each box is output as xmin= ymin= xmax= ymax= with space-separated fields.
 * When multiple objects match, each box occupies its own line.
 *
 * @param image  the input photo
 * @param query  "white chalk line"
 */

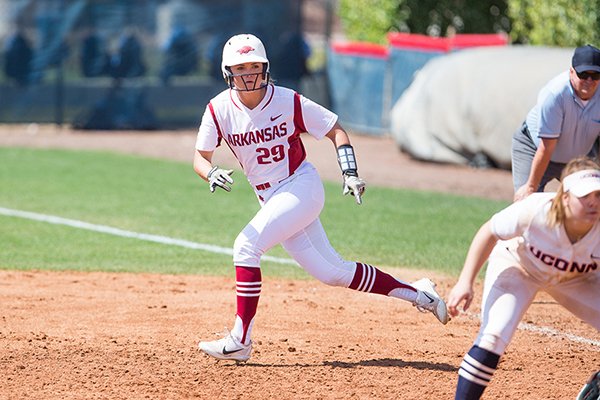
xmin=1 ymin=206 xmax=598 ymax=349
xmin=462 ymin=311 xmax=600 ymax=350
xmin=0 ymin=206 xmax=297 ymax=265
xmin=517 ymin=321 xmax=600 ymax=348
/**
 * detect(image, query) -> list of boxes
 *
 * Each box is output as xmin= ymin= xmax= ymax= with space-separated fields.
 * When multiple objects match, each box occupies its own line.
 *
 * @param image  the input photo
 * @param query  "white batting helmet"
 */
xmin=221 ymin=34 xmax=270 ymax=88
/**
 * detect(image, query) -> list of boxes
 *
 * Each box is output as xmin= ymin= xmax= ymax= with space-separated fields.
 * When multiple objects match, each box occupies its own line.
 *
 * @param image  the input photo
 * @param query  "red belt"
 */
xmin=255 ymin=171 xmax=297 ymax=191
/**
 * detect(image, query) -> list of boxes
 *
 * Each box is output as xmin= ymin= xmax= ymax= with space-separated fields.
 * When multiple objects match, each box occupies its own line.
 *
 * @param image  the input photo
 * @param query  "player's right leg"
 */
xmin=200 ymin=164 xmax=326 ymax=361
xmin=198 ymin=329 xmax=252 ymax=362
xmin=455 ymin=250 xmax=538 ymax=399
xmin=198 ymin=265 xmax=260 ymax=362
xmin=282 ymin=218 xmax=449 ymax=324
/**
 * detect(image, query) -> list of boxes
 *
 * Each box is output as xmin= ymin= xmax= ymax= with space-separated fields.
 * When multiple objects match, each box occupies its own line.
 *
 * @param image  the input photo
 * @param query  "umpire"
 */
xmin=512 ymin=44 xmax=600 ymax=201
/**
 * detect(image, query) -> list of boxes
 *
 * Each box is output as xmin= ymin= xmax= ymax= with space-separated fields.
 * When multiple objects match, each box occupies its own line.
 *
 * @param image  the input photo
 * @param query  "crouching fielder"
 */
xmin=447 ymin=156 xmax=600 ymax=400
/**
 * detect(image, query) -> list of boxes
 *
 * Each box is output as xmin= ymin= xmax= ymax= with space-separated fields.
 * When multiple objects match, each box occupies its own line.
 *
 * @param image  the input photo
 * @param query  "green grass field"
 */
xmin=0 ymin=147 xmax=508 ymax=279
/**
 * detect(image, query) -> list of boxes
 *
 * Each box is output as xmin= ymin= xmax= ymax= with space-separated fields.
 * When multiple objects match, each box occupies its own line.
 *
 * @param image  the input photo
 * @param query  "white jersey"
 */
xmin=196 ymin=84 xmax=338 ymax=188
xmin=490 ymin=192 xmax=600 ymax=283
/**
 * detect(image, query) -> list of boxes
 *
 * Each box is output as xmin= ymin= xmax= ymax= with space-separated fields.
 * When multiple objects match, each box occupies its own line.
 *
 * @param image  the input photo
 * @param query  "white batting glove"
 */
xmin=207 ymin=166 xmax=234 ymax=193
xmin=343 ymin=174 xmax=366 ymax=205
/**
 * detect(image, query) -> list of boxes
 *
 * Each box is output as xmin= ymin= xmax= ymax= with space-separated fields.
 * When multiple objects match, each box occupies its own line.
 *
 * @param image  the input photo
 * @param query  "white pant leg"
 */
xmin=282 ymin=218 xmax=356 ymax=287
xmin=233 ymin=163 xmax=325 ymax=267
xmin=475 ymin=247 xmax=540 ymax=355
xmin=545 ymin=272 xmax=600 ymax=330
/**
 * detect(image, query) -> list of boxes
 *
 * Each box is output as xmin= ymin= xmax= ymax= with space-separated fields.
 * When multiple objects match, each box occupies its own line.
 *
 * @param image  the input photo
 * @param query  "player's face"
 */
xmin=570 ymin=67 xmax=600 ymax=100
xmin=230 ymin=62 xmax=266 ymax=91
xmin=564 ymin=190 xmax=600 ymax=224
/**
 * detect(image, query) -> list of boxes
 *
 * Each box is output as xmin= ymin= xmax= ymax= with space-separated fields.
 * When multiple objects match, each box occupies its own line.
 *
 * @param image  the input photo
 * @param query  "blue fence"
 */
xmin=328 ymin=33 xmax=508 ymax=135
xmin=327 ymin=42 xmax=389 ymax=136
xmin=387 ymin=33 xmax=451 ymax=110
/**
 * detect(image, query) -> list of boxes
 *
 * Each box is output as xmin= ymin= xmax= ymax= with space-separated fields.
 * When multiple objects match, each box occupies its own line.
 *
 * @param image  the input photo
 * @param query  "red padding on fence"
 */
xmin=387 ymin=32 xmax=451 ymax=52
xmin=450 ymin=33 xmax=509 ymax=49
xmin=331 ymin=41 xmax=389 ymax=59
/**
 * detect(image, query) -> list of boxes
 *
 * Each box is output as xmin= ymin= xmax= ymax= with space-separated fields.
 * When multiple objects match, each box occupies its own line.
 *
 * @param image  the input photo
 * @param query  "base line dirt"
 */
xmin=0 ymin=270 xmax=597 ymax=399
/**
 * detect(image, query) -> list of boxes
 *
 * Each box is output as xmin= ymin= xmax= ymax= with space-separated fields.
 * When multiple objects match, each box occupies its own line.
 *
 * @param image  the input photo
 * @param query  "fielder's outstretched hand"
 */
xmin=208 ymin=166 xmax=234 ymax=193
xmin=343 ymin=174 xmax=366 ymax=205
xmin=447 ymin=280 xmax=474 ymax=318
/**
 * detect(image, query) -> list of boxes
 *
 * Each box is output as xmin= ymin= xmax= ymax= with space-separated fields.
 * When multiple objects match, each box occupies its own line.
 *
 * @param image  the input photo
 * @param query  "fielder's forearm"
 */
xmin=458 ymin=221 xmax=498 ymax=286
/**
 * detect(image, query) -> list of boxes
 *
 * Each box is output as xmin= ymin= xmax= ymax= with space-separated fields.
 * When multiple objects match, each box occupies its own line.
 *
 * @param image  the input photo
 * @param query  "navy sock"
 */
xmin=455 ymin=345 xmax=500 ymax=400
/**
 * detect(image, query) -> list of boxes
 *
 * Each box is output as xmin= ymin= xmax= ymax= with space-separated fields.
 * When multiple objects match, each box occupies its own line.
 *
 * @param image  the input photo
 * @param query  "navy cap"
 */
xmin=572 ymin=44 xmax=600 ymax=73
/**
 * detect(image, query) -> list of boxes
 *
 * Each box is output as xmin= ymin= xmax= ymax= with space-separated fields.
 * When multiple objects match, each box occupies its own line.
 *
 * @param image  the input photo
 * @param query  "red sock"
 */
xmin=349 ymin=262 xmax=414 ymax=296
xmin=235 ymin=266 xmax=262 ymax=344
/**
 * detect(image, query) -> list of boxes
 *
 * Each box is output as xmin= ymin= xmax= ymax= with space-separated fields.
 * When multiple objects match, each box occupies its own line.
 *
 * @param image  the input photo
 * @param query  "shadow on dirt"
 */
xmin=237 ymin=359 xmax=456 ymax=371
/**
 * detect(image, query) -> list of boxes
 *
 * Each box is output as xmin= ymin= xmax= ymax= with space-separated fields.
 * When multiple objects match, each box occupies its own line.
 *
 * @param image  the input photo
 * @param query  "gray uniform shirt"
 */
xmin=525 ymin=71 xmax=600 ymax=163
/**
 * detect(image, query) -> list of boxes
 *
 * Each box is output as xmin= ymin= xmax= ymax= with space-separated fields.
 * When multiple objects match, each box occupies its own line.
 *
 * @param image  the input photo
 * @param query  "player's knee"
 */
xmin=475 ymin=333 xmax=508 ymax=356
xmin=233 ymin=235 xmax=262 ymax=266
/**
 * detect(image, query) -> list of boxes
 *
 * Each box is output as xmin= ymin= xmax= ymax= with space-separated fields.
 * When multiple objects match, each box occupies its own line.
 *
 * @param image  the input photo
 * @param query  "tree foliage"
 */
xmin=337 ymin=0 xmax=599 ymax=47
xmin=399 ymin=0 xmax=509 ymax=37
xmin=338 ymin=0 xmax=404 ymax=44
xmin=338 ymin=0 xmax=508 ymax=42
xmin=508 ymin=0 xmax=599 ymax=45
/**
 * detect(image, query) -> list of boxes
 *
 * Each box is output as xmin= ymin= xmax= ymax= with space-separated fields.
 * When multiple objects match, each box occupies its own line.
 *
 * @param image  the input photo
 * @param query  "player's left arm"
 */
xmin=325 ymin=121 xmax=351 ymax=148
xmin=325 ymin=122 xmax=366 ymax=204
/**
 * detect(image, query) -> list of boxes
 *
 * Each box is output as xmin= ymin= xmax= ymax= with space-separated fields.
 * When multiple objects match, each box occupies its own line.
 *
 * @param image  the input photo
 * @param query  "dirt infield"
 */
xmin=1 ymin=270 xmax=597 ymax=399
xmin=0 ymin=125 xmax=597 ymax=399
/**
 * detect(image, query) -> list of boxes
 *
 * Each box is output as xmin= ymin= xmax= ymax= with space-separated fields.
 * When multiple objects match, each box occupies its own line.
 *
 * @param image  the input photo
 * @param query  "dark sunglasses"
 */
xmin=576 ymin=71 xmax=600 ymax=81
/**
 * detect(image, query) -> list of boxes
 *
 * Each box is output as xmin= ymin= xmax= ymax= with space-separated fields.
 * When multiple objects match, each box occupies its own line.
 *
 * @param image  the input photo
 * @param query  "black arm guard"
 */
xmin=337 ymin=144 xmax=358 ymax=177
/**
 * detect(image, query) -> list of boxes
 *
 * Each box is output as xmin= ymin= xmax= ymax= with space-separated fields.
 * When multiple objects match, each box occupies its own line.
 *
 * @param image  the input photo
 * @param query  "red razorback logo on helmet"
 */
xmin=237 ymin=46 xmax=255 ymax=54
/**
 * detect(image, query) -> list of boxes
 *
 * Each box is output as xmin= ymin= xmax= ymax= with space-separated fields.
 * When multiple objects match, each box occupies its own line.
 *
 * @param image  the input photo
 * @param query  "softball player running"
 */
xmin=447 ymin=156 xmax=600 ymax=400
xmin=194 ymin=33 xmax=448 ymax=362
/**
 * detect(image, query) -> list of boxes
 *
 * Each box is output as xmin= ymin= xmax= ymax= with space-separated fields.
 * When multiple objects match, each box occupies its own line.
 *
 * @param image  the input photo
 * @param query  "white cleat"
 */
xmin=198 ymin=332 xmax=252 ymax=362
xmin=412 ymin=278 xmax=449 ymax=325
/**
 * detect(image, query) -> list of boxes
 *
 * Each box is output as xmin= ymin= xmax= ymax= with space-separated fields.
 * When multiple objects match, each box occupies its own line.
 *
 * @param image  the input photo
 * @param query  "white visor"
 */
xmin=562 ymin=169 xmax=600 ymax=197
